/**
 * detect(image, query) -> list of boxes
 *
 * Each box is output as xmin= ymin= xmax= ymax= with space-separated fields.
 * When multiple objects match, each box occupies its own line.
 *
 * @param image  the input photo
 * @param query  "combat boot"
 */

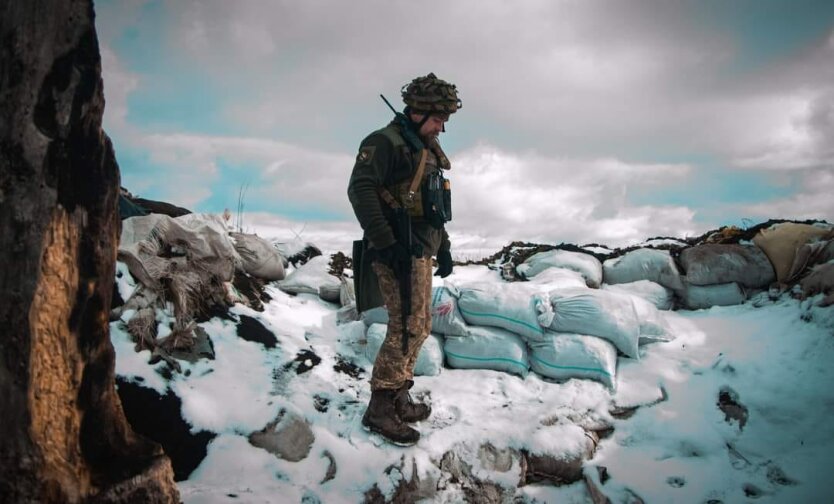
xmin=362 ymin=389 xmax=420 ymax=446
xmin=394 ymin=381 xmax=431 ymax=423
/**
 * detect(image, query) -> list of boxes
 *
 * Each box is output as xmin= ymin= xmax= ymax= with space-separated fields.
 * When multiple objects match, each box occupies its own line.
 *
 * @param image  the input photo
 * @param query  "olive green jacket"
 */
xmin=347 ymin=122 xmax=451 ymax=258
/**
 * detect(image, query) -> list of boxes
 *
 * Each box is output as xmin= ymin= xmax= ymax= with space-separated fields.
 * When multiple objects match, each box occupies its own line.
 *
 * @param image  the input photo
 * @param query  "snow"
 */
xmin=111 ymin=264 xmax=834 ymax=502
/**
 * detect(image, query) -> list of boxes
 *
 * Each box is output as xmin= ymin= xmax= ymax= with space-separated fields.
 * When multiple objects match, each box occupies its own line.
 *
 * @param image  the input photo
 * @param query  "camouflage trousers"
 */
xmin=370 ymin=257 xmax=433 ymax=391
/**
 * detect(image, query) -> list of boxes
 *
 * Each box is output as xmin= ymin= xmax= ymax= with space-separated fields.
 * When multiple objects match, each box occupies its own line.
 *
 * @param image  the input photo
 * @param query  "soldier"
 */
xmin=348 ymin=73 xmax=461 ymax=445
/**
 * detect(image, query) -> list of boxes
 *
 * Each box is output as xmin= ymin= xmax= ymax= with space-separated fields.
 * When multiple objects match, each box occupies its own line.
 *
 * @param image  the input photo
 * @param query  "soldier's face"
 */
xmin=412 ymin=114 xmax=448 ymax=140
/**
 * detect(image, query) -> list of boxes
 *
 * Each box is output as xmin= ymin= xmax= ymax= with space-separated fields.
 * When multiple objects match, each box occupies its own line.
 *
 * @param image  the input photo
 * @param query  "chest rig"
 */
xmin=378 ymin=128 xmax=452 ymax=230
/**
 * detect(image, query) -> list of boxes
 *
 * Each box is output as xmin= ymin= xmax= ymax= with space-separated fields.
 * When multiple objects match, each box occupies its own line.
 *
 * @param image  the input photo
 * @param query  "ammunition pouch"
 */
xmin=422 ymin=171 xmax=452 ymax=229
xmin=388 ymin=170 xmax=452 ymax=229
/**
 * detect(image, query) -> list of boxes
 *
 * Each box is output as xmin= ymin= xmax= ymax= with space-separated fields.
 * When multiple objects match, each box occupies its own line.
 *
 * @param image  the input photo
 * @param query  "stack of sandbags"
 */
xmin=602 ymin=248 xmax=684 ymax=291
xmin=753 ymin=222 xmax=834 ymax=283
xmin=677 ymin=243 xmax=774 ymax=309
xmin=437 ymin=284 xmax=531 ymax=377
xmin=517 ymin=250 xmax=603 ymax=288
xmin=363 ymin=324 xmax=444 ymax=376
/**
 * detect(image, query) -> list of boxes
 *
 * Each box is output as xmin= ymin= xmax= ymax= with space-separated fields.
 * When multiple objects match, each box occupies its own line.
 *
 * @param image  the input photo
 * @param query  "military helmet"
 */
xmin=401 ymin=73 xmax=462 ymax=115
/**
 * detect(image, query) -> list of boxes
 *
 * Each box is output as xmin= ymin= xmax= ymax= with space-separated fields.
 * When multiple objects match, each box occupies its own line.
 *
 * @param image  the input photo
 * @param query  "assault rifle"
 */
xmin=380 ymin=94 xmax=423 ymax=355
xmin=380 ymin=94 xmax=424 ymax=152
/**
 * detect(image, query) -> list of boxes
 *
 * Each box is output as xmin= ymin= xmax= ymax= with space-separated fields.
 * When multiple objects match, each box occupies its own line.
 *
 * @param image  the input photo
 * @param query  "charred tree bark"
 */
xmin=0 ymin=0 xmax=179 ymax=502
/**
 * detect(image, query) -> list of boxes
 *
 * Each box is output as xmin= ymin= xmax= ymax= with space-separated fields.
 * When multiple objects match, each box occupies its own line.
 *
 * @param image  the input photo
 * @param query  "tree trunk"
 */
xmin=0 ymin=0 xmax=179 ymax=501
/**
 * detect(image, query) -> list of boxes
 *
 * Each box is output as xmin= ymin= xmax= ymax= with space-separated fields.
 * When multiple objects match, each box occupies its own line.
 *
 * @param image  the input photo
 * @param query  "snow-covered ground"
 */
xmin=112 ymin=264 xmax=834 ymax=503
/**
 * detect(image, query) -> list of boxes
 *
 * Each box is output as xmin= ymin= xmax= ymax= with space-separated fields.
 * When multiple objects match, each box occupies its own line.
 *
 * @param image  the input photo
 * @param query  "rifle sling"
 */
xmin=378 ymin=148 xmax=428 ymax=210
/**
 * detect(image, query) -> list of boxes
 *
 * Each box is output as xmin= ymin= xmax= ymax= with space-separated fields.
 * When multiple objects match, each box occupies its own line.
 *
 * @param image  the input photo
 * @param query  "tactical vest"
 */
xmin=378 ymin=126 xmax=452 ymax=229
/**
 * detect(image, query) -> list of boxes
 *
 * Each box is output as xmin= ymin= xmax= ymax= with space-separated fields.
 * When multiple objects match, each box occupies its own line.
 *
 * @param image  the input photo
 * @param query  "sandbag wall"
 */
xmin=350 ymin=221 xmax=834 ymax=390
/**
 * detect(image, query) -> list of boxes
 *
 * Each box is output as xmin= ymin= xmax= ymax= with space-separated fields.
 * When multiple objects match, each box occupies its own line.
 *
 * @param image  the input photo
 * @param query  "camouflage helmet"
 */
xmin=401 ymin=72 xmax=462 ymax=115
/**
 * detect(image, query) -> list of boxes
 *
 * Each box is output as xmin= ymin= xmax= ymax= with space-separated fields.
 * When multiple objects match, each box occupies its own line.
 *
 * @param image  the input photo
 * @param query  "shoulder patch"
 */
xmin=356 ymin=145 xmax=376 ymax=165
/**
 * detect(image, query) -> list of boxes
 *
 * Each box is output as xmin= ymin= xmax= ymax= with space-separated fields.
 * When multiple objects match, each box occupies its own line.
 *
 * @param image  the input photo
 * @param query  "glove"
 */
xmin=375 ymin=242 xmax=411 ymax=267
xmin=435 ymin=249 xmax=453 ymax=278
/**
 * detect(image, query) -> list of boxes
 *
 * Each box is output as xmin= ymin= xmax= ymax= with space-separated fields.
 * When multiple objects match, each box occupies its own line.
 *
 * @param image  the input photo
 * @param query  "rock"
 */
xmin=477 ymin=443 xmax=520 ymax=473
xmin=116 ymin=379 xmax=217 ymax=481
xmin=364 ymin=457 xmax=436 ymax=504
xmin=717 ymin=386 xmax=748 ymax=431
xmin=0 ymin=0 xmax=178 ymax=500
xmin=128 ymin=195 xmax=191 ymax=218
xmin=249 ymin=410 xmax=315 ymax=462
xmin=236 ymin=314 xmax=279 ymax=349
xmin=522 ymin=430 xmax=599 ymax=486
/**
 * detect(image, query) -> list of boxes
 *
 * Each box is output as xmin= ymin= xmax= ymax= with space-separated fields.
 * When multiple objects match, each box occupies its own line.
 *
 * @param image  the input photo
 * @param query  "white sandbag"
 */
xmin=456 ymin=282 xmax=552 ymax=342
xmin=523 ymin=267 xmax=588 ymax=290
xmin=517 ymin=250 xmax=603 ymax=288
xmin=444 ymin=325 xmax=529 ymax=377
xmin=681 ymin=282 xmax=746 ymax=310
xmin=360 ymin=306 xmax=389 ymax=326
xmin=630 ymin=295 xmax=672 ymax=342
xmin=431 ymin=287 xmax=471 ymax=337
xmin=602 ymin=280 xmax=673 ymax=310
xmin=602 ymin=248 xmax=684 ymax=291
xmin=549 ymin=287 xmax=640 ymax=359
xmin=318 ymin=284 xmax=341 ymax=303
xmin=276 ymin=255 xmax=340 ymax=296
xmin=596 ymin=285 xmax=672 ymax=342
xmin=529 ymin=332 xmax=617 ymax=389
xmin=365 ymin=324 xmax=443 ymax=376
xmin=230 ymin=232 xmax=286 ymax=281
xmin=679 ymin=244 xmax=774 ymax=289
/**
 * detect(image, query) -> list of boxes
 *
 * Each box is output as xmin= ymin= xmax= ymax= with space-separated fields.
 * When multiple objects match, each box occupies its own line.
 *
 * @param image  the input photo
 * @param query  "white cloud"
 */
xmin=448 ymin=145 xmax=695 ymax=248
xmin=732 ymin=89 xmax=834 ymax=170
xmin=137 ymin=132 xmax=354 ymax=216
xmin=100 ymin=44 xmax=139 ymax=135
xmin=739 ymin=168 xmax=834 ymax=221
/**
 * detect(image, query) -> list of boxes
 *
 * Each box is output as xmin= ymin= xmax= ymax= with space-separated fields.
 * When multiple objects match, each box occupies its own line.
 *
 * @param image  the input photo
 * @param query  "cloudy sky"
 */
xmin=97 ymin=0 xmax=834 ymax=256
